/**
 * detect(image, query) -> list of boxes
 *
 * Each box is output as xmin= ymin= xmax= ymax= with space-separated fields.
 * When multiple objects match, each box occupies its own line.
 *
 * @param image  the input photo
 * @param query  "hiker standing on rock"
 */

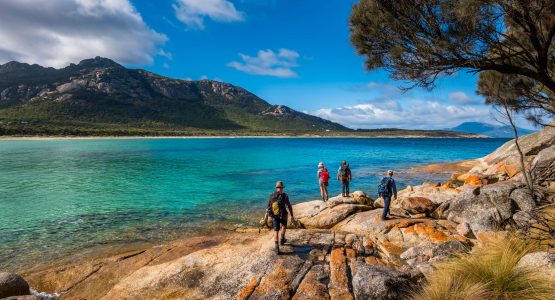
xmin=267 ymin=181 xmax=296 ymax=254
xmin=317 ymin=162 xmax=330 ymax=201
xmin=378 ymin=170 xmax=397 ymax=220
xmin=337 ymin=160 xmax=352 ymax=197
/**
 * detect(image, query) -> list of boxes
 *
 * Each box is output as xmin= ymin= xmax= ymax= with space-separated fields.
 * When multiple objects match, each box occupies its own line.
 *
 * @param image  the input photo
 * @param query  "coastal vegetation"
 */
xmin=412 ymin=233 xmax=555 ymax=300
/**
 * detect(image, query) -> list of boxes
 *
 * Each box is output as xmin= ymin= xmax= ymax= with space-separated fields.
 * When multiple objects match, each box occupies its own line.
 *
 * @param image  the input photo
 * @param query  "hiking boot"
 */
xmin=280 ymin=235 xmax=287 ymax=245
xmin=275 ymin=241 xmax=280 ymax=254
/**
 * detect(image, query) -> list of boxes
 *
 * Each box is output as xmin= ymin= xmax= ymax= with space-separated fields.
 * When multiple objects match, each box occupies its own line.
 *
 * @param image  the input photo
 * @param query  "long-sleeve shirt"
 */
xmin=387 ymin=176 xmax=398 ymax=198
xmin=266 ymin=192 xmax=294 ymax=218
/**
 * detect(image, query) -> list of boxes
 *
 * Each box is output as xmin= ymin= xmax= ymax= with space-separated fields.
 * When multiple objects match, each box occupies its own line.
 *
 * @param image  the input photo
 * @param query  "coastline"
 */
xmin=14 ymin=158 xmax=471 ymax=275
xmin=0 ymin=134 xmax=489 ymax=140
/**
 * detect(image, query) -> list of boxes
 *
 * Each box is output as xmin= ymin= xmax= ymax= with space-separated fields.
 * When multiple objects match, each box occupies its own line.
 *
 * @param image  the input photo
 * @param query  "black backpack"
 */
xmin=377 ymin=177 xmax=392 ymax=196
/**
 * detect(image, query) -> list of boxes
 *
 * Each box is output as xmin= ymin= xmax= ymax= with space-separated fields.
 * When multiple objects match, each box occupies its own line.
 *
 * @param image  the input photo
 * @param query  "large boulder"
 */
xmin=531 ymin=145 xmax=555 ymax=186
xmin=333 ymin=210 xmax=464 ymax=251
xmin=288 ymin=195 xmax=373 ymax=229
xmin=429 ymin=240 xmax=468 ymax=258
xmin=510 ymin=188 xmax=536 ymax=212
xmin=350 ymin=191 xmax=374 ymax=206
xmin=0 ymin=272 xmax=30 ymax=298
xmin=516 ymin=252 xmax=555 ymax=279
xmin=468 ymin=124 xmax=555 ymax=179
xmin=399 ymin=197 xmax=438 ymax=215
xmin=447 ymin=182 xmax=520 ymax=233
xmin=351 ymin=261 xmax=413 ymax=300
xmin=397 ymin=183 xmax=461 ymax=205
xmin=299 ymin=204 xmax=372 ymax=229
xmin=374 ymin=197 xmax=384 ymax=208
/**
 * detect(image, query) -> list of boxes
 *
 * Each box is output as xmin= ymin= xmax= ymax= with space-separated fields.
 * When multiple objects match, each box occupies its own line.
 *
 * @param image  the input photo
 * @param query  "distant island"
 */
xmin=0 ymin=57 xmax=482 ymax=138
xmin=447 ymin=122 xmax=537 ymax=138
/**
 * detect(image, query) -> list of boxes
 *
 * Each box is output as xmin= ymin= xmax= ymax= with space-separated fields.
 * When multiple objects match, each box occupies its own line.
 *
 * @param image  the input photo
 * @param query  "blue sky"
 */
xmin=0 ymin=0 xmax=534 ymax=129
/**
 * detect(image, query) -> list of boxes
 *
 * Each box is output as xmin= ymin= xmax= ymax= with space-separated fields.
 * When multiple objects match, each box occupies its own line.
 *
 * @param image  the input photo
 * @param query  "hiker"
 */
xmin=266 ymin=181 xmax=296 ymax=254
xmin=317 ymin=163 xmax=330 ymax=201
xmin=337 ymin=160 xmax=352 ymax=197
xmin=377 ymin=170 xmax=398 ymax=220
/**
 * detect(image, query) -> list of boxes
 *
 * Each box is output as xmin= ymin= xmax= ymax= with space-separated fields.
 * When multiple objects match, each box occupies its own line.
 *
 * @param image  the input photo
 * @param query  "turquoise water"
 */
xmin=0 ymin=138 xmax=508 ymax=270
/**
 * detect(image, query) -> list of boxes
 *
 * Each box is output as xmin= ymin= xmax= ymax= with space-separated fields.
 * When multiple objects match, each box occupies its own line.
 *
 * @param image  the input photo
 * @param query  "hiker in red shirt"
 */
xmin=317 ymin=162 xmax=330 ymax=201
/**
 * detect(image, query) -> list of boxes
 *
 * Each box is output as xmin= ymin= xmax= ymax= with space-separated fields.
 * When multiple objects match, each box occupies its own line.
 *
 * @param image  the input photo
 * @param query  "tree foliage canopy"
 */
xmin=350 ymin=0 xmax=555 ymax=96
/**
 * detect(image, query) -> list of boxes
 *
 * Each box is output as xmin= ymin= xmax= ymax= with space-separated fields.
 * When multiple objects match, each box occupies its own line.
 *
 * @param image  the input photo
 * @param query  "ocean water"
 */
xmin=0 ymin=137 xmax=509 ymax=270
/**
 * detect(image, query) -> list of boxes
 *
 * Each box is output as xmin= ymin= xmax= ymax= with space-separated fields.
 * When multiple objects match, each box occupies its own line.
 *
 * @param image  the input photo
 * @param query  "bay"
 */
xmin=0 ymin=137 xmax=508 ymax=270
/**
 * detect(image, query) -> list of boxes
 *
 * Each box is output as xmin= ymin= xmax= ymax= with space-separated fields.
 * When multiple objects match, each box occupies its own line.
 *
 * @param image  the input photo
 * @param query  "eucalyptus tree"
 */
xmin=350 ymin=0 xmax=555 ymax=105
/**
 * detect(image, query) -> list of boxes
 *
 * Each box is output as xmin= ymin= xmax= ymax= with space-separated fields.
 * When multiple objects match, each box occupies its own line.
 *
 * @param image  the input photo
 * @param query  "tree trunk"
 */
xmin=504 ymin=105 xmax=534 ymax=194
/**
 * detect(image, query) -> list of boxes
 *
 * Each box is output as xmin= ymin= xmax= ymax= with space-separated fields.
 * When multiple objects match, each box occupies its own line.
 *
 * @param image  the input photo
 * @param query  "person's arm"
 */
xmin=266 ymin=194 xmax=273 ymax=210
xmin=337 ymin=168 xmax=341 ymax=180
xmin=285 ymin=195 xmax=295 ymax=220
xmin=348 ymin=169 xmax=352 ymax=181
xmin=317 ymin=170 xmax=321 ymax=181
xmin=392 ymin=179 xmax=398 ymax=198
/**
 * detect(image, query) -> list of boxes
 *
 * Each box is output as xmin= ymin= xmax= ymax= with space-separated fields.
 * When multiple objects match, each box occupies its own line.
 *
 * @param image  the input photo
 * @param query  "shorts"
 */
xmin=319 ymin=181 xmax=329 ymax=187
xmin=272 ymin=215 xmax=288 ymax=231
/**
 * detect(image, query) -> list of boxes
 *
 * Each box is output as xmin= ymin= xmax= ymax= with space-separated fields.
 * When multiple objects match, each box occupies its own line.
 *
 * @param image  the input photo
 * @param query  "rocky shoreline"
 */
xmin=2 ymin=125 xmax=554 ymax=300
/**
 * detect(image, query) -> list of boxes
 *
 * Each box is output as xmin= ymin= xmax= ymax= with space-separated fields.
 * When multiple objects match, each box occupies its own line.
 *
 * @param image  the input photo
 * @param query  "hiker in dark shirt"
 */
xmin=337 ymin=160 xmax=352 ymax=197
xmin=378 ymin=170 xmax=398 ymax=220
xmin=266 ymin=181 xmax=296 ymax=254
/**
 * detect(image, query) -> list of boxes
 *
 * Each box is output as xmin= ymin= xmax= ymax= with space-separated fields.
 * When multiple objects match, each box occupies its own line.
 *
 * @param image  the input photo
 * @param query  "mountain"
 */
xmin=0 ymin=57 xmax=347 ymax=136
xmin=0 ymin=57 xmax=485 ymax=137
xmin=449 ymin=122 xmax=536 ymax=138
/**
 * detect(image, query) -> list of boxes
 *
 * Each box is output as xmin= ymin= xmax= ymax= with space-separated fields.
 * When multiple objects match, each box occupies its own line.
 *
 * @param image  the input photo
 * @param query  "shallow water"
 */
xmin=0 ymin=137 xmax=508 ymax=270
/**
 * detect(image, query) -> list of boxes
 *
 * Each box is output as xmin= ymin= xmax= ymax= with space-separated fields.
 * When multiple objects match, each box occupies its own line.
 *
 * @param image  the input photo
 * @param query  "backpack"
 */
xmin=339 ymin=165 xmax=351 ymax=180
xmin=321 ymin=170 xmax=330 ymax=182
xmin=270 ymin=193 xmax=285 ymax=217
xmin=377 ymin=177 xmax=392 ymax=196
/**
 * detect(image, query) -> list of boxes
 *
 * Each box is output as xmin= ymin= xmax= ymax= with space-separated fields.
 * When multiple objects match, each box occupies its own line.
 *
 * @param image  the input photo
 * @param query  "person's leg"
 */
xmin=272 ymin=218 xmax=280 ymax=253
xmin=382 ymin=196 xmax=391 ymax=219
xmin=280 ymin=216 xmax=288 ymax=244
xmin=345 ymin=180 xmax=350 ymax=196
xmin=319 ymin=183 xmax=324 ymax=200
xmin=341 ymin=181 xmax=346 ymax=196
xmin=324 ymin=184 xmax=329 ymax=201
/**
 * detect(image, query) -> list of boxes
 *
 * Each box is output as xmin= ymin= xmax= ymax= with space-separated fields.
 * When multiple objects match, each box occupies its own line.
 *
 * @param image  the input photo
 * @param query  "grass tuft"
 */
xmin=412 ymin=233 xmax=555 ymax=300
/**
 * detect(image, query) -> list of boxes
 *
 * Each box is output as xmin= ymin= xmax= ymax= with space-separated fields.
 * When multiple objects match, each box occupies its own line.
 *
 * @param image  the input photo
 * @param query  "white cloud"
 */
xmin=173 ymin=0 xmax=244 ymax=30
xmin=158 ymin=49 xmax=173 ymax=60
xmin=227 ymin=48 xmax=300 ymax=78
xmin=312 ymin=98 xmax=492 ymax=129
xmin=0 ymin=0 xmax=167 ymax=68
xmin=448 ymin=91 xmax=482 ymax=105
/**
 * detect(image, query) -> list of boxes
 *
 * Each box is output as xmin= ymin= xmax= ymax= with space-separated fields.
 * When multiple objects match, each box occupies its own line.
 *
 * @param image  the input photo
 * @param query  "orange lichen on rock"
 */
xmin=377 ymin=241 xmax=403 ymax=258
xmin=464 ymin=174 xmax=483 ymax=186
xmin=329 ymin=246 xmax=354 ymax=300
xmin=364 ymin=256 xmax=385 ymax=267
xmin=236 ymin=277 xmax=261 ymax=300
